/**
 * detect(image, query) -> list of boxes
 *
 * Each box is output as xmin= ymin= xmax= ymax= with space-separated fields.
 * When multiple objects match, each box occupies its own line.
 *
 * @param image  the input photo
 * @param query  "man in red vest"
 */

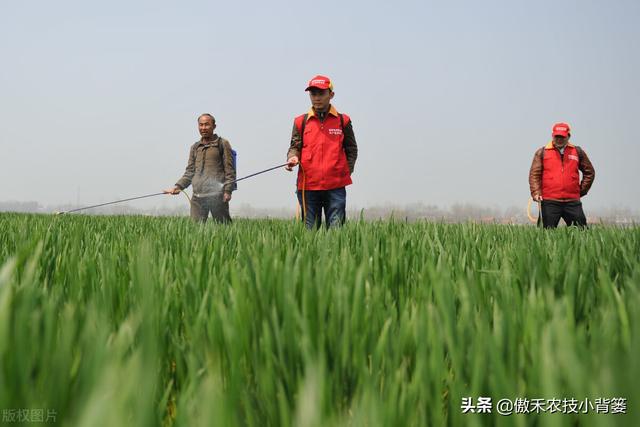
xmin=529 ymin=122 xmax=595 ymax=228
xmin=286 ymin=75 xmax=358 ymax=229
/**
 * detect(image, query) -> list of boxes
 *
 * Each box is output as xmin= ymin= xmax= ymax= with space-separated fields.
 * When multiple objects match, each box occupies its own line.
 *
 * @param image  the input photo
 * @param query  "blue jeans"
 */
xmin=297 ymin=187 xmax=346 ymax=229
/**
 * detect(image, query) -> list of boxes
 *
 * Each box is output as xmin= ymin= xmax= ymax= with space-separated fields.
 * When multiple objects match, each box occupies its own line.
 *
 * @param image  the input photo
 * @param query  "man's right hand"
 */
xmin=163 ymin=186 xmax=181 ymax=195
xmin=285 ymin=156 xmax=299 ymax=171
xmin=533 ymin=194 xmax=543 ymax=202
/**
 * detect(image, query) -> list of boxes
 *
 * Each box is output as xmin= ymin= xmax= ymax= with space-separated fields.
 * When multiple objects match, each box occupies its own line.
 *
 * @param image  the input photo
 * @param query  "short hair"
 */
xmin=198 ymin=113 xmax=216 ymax=124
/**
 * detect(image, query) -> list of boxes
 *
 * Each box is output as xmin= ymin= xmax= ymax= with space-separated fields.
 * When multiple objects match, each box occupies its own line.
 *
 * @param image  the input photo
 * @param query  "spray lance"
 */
xmin=191 ymin=163 xmax=289 ymax=198
xmin=54 ymin=162 xmax=290 ymax=214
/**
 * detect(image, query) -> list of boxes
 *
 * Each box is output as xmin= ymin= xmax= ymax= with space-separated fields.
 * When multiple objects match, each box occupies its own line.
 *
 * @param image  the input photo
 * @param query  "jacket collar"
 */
xmin=198 ymin=134 xmax=220 ymax=146
xmin=307 ymin=105 xmax=339 ymax=119
xmin=545 ymin=141 xmax=574 ymax=150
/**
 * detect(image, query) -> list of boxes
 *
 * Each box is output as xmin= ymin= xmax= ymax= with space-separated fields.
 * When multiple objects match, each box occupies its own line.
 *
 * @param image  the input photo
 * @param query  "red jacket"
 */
xmin=541 ymin=142 xmax=581 ymax=200
xmin=293 ymin=107 xmax=353 ymax=191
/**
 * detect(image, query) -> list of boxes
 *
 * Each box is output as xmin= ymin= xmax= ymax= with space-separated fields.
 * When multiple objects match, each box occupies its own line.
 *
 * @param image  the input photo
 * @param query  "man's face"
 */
xmin=198 ymin=116 xmax=215 ymax=138
xmin=553 ymin=135 xmax=569 ymax=148
xmin=308 ymin=88 xmax=334 ymax=112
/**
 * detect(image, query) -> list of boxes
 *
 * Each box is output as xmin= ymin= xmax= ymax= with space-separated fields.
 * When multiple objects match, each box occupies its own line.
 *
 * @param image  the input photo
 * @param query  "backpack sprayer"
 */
xmin=54 ymin=162 xmax=289 ymax=215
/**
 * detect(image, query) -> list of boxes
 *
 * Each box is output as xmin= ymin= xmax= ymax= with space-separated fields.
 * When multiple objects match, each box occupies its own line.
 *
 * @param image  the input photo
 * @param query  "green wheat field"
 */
xmin=1 ymin=213 xmax=638 ymax=426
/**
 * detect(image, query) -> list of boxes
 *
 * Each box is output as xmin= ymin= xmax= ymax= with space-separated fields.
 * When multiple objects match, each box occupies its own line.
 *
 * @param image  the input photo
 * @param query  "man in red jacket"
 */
xmin=286 ymin=75 xmax=358 ymax=229
xmin=529 ymin=122 xmax=595 ymax=228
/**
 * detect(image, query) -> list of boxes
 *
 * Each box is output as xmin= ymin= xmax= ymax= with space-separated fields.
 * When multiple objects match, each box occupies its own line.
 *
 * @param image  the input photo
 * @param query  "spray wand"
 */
xmin=55 ymin=163 xmax=289 ymax=214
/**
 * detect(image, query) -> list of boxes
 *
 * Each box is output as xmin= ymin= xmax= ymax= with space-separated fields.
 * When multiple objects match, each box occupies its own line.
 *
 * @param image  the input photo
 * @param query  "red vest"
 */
xmin=294 ymin=110 xmax=352 ymax=191
xmin=541 ymin=142 xmax=581 ymax=200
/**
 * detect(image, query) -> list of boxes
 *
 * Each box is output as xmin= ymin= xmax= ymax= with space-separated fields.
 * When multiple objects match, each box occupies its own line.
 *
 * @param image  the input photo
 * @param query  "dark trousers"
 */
xmin=540 ymin=200 xmax=587 ymax=228
xmin=190 ymin=195 xmax=231 ymax=224
xmin=297 ymin=187 xmax=346 ymax=229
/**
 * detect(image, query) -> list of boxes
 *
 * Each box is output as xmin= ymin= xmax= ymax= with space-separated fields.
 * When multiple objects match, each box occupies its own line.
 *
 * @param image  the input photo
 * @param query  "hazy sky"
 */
xmin=2 ymin=0 xmax=639 ymax=212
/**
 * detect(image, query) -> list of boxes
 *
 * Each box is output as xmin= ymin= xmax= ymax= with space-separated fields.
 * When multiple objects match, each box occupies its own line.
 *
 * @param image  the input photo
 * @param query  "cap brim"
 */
xmin=305 ymin=85 xmax=331 ymax=91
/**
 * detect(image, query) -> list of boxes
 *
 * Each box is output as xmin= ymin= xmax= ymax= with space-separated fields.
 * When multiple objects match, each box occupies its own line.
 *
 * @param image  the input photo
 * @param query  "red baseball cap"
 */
xmin=552 ymin=122 xmax=571 ymax=137
xmin=305 ymin=75 xmax=333 ymax=91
